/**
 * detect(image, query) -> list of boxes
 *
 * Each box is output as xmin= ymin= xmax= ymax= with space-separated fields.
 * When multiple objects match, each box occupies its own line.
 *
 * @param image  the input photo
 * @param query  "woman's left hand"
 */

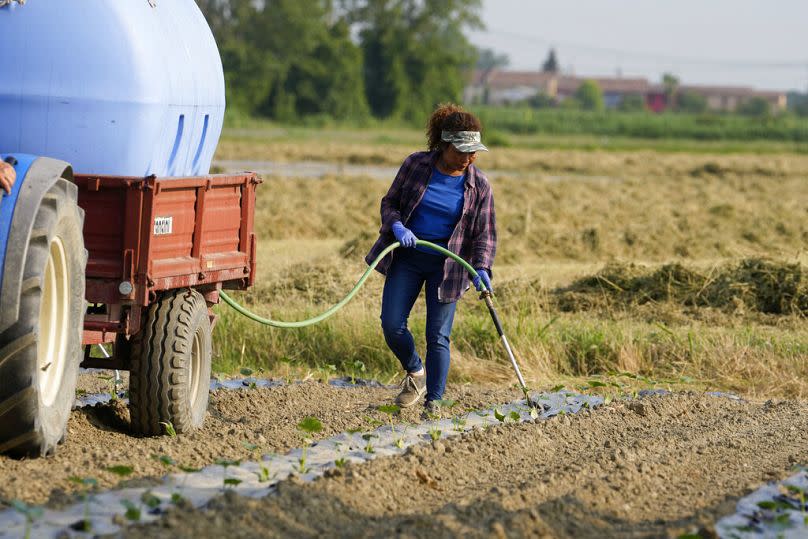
xmin=473 ymin=269 xmax=492 ymax=294
xmin=0 ymin=162 xmax=16 ymax=195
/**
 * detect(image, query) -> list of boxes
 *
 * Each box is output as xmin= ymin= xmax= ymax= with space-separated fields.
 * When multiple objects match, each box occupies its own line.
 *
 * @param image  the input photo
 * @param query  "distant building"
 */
xmin=465 ymin=70 xmax=788 ymax=113
xmin=678 ymin=85 xmax=786 ymax=112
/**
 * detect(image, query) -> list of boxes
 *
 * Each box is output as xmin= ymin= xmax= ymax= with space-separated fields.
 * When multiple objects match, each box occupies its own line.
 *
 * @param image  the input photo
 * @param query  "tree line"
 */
xmin=195 ymin=0 xmax=482 ymax=123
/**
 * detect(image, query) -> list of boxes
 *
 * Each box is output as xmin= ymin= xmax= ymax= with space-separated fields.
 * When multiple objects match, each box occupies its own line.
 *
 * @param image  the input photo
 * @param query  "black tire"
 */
xmin=129 ymin=289 xmax=212 ymax=436
xmin=0 ymin=177 xmax=86 ymax=457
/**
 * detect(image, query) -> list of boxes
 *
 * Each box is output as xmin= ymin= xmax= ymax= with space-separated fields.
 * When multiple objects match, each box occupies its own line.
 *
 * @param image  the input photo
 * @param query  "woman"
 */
xmin=365 ymin=103 xmax=497 ymax=414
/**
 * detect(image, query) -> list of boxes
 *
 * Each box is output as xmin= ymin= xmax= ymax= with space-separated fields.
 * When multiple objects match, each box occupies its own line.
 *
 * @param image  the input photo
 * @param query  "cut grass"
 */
xmin=211 ymin=132 xmax=807 ymax=399
xmin=219 ymin=121 xmax=808 ymax=155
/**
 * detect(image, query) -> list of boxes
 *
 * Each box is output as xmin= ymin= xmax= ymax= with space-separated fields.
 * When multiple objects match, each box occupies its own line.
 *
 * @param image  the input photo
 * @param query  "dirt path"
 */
xmin=127 ymin=393 xmax=808 ymax=538
xmin=0 ymin=377 xmax=520 ymax=505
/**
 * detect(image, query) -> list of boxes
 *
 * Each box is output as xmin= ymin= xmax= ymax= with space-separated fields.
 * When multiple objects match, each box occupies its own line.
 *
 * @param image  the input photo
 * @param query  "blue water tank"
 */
xmin=0 ymin=0 xmax=225 ymax=177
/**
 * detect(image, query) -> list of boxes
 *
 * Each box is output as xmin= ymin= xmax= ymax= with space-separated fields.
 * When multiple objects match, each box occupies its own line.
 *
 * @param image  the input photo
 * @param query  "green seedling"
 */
xmin=153 ymin=454 xmax=176 ymax=468
xmin=377 ymin=404 xmax=400 ymax=434
xmin=120 ymin=499 xmax=141 ymax=522
xmin=170 ymin=493 xmax=186 ymax=506
xmin=106 ymin=465 xmax=134 ymax=478
xmin=394 ymin=438 xmax=405 ymax=449
xmin=279 ymin=356 xmax=296 ymax=383
xmin=784 ymin=485 xmax=806 ymax=514
xmin=334 ymin=457 xmax=347 ymax=468
xmin=68 ymin=476 xmax=97 ymax=532
xmin=350 ymin=360 xmax=366 ymax=384
xmin=140 ymin=490 xmax=161 ymax=510
xmin=243 ymin=441 xmax=273 ymax=483
xmin=428 ymin=427 xmax=441 ymax=441
xmin=494 ymin=409 xmax=506 ymax=423
xmin=509 ymin=410 xmax=520 ymax=422
xmin=224 ymin=478 xmax=243 ymax=488
xmin=160 ymin=421 xmax=177 ymax=437
xmin=363 ymin=415 xmax=384 ymax=428
xmin=10 ymin=500 xmax=43 ymax=539
xmin=550 ymin=384 xmax=565 ymax=393
xmin=296 ymin=416 xmax=323 ymax=473
xmin=318 ymin=364 xmax=337 ymax=383
xmin=362 ymin=433 xmax=377 ymax=454
xmin=346 ymin=427 xmax=363 ymax=434
xmin=240 ymin=367 xmax=254 ymax=376
xmin=255 ymin=461 xmax=272 ymax=483
xmin=75 ymin=388 xmax=87 ymax=397
xmin=452 ymin=416 xmax=467 ymax=432
xmin=215 ymin=458 xmax=242 ymax=490
xmin=97 ymin=374 xmax=123 ymax=401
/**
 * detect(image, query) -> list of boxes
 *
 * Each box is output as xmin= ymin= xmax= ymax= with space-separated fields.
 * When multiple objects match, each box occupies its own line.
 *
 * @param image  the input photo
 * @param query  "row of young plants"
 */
xmin=10 ymin=391 xmax=576 ymax=538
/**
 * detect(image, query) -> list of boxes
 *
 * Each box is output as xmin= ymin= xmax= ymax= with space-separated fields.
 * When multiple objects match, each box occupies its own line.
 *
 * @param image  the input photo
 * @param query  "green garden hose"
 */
xmin=219 ymin=240 xmax=478 ymax=327
xmin=218 ymin=240 xmax=534 ymax=405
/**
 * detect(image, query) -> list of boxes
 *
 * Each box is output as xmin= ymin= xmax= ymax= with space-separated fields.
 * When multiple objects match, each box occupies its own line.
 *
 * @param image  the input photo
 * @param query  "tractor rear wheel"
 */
xmin=129 ymin=289 xmax=212 ymax=436
xmin=0 ymin=175 xmax=86 ymax=457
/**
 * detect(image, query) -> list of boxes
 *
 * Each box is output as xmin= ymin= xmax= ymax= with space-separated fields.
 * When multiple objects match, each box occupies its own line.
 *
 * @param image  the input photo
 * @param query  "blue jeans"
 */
xmin=381 ymin=249 xmax=457 ymax=402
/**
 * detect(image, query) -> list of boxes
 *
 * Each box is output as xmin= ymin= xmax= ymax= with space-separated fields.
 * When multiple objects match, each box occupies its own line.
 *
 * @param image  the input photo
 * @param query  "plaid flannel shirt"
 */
xmin=365 ymin=150 xmax=497 ymax=303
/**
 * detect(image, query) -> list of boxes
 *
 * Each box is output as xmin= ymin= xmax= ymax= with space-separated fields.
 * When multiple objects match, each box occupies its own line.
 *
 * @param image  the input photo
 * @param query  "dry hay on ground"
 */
xmin=551 ymin=258 xmax=807 ymax=317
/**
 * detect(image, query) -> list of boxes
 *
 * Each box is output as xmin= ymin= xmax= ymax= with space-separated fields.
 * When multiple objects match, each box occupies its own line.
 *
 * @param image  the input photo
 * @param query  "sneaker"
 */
xmin=395 ymin=373 xmax=426 ymax=408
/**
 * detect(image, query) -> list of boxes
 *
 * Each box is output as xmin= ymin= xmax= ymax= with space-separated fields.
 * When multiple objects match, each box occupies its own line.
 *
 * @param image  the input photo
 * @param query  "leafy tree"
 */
xmin=676 ymin=90 xmax=708 ymax=113
xmin=662 ymin=72 xmax=680 ymax=109
xmin=196 ymin=0 xmax=368 ymax=121
xmin=618 ymin=94 xmax=646 ymax=112
xmin=542 ymin=48 xmax=559 ymax=73
xmin=476 ymin=48 xmax=509 ymax=71
xmin=789 ymin=92 xmax=808 ymax=117
xmin=737 ymin=96 xmax=771 ymax=117
xmin=343 ymin=0 xmax=483 ymax=121
xmin=575 ymin=80 xmax=604 ymax=111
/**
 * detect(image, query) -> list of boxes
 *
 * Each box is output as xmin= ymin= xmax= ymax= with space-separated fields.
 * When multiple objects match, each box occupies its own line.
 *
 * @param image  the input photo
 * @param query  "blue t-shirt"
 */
xmin=408 ymin=169 xmax=465 ymax=254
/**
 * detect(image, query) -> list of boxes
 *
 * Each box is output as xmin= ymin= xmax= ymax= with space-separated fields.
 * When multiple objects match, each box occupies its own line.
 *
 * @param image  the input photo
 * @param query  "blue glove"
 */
xmin=473 ymin=269 xmax=492 ymax=293
xmin=391 ymin=221 xmax=417 ymax=248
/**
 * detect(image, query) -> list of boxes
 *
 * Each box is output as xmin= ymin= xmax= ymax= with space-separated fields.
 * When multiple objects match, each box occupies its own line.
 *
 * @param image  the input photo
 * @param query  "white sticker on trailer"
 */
xmin=154 ymin=216 xmax=173 ymax=235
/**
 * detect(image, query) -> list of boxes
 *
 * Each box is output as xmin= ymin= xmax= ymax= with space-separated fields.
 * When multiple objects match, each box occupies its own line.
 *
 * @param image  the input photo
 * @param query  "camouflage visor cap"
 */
xmin=441 ymin=131 xmax=489 ymax=153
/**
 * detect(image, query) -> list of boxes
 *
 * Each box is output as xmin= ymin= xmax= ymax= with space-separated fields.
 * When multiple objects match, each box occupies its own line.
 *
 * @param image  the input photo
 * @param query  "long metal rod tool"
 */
xmin=480 ymin=291 xmax=535 ymax=407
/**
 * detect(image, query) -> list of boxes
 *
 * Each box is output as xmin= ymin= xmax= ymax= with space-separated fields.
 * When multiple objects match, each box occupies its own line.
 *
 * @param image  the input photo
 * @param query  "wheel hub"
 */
xmin=38 ymin=236 xmax=70 ymax=407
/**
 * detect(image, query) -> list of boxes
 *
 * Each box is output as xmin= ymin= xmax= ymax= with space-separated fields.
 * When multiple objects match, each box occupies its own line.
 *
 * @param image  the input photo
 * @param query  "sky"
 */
xmin=468 ymin=0 xmax=808 ymax=92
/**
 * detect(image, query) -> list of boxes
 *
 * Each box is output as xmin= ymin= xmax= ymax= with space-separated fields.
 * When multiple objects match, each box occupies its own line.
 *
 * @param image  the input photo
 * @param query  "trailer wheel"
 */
xmin=0 ymin=177 xmax=86 ymax=457
xmin=129 ymin=289 xmax=212 ymax=436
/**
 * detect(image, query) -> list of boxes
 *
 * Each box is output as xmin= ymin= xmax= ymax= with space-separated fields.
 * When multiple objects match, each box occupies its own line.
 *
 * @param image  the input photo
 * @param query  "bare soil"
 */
xmin=0 ymin=376 xmax=520 ymax=505
xmin=127 ymin=393 xmax=808 ymax=539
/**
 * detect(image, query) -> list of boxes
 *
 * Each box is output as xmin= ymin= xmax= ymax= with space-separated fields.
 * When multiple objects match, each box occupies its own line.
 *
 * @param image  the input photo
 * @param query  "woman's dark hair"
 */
xmin=426 ymin=103 xmax=482 ymax=151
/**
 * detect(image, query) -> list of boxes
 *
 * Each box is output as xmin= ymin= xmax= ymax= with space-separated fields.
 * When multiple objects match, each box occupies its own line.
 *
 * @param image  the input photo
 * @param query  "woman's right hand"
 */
xmin=391 ymin=221 xmax=418 ymax=248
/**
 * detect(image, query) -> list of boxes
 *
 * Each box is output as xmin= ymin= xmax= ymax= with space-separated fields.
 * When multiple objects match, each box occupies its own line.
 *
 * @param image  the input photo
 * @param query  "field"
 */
xmin=213 ymin=124 xmax=808 ymax=398
xmin=1 ymin=124 xmax=806 ymax=538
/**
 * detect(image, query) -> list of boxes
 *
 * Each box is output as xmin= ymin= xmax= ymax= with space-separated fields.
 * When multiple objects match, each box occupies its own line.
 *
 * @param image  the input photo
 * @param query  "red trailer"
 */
xmin=75 ymin=172 xmax=259 ymax=435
